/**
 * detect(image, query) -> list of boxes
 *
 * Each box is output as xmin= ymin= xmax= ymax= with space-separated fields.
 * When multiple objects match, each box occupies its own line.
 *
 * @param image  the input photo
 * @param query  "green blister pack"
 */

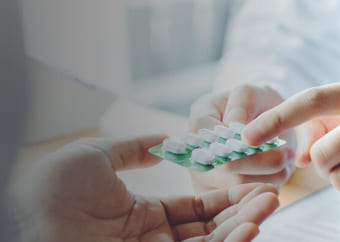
xmin=149 ymin=123 xmax=286 ymax=172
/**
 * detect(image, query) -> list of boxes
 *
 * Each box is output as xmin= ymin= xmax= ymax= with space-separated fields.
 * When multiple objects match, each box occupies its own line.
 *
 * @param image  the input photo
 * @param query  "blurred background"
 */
xmin=21 ymin=0 xmax=245 ymax=143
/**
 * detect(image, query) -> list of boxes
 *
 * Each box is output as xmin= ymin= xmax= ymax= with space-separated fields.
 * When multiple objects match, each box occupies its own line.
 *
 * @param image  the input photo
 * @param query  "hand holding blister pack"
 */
xmin=149 ymin=122 xmax=286 ymax=172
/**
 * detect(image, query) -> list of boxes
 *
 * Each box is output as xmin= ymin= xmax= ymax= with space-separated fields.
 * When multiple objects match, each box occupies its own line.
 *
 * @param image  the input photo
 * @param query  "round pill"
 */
xmin=214 ymin=125 xmax=235 ymax=139
xmin=226 ymin=138 xmax=248 ymax=153
xmin=191 ymin=148 xmax=215 ymax=165
xmin=198 ymin=129 xmax=219 ymax=143
xmin=228 ymin=121 xmax=246 ymax=134
xmin=183 ymin=134 xmax=203 ymax=147
xmin=162 ymin=139 xmax=187 ymax=154
xmin=210 ymin=142 xmax=233 ymax=157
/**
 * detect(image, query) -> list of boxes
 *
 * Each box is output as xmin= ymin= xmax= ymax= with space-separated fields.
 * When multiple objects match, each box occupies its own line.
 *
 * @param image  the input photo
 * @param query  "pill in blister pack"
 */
xmin=149 ymin=122 xmax=286 ymax=172
xmin=191 ymin=148 xmax=215 ymax=165
xmin=162 ymin=139 xmax=187 ymax=154
xmin=198 ymin=129 xmax=219 ymax=143
xmin=226 ymin=139 xmax=248 ymax=153
xmin=228 ymin=121 xmax=246 ymax=134
xmin=209 ymin=142 xmax=233 ymax=157
xmin=214 ymin=125 xmax=235 ymax=139
xmin=183 ymin=134 xmax=203 ymax=148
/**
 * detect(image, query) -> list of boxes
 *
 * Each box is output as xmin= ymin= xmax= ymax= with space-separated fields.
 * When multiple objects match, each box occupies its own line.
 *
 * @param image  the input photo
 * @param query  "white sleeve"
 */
xmin=214 ymin=0 xmax=340 ymax=98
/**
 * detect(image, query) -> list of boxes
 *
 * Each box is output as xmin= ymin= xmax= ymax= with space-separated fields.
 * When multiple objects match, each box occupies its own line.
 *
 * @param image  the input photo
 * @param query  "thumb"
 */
xmin=295 ymin=120 xmax=325 ymax=167
xmin=79 ymin=135 xmax=168 ymax=171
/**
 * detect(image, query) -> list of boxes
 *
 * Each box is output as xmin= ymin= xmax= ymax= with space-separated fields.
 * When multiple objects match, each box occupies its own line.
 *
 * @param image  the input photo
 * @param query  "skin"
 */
xmin=189 ymin=85 xmax=295 ymax=193
xmin=11 ymin=135 xmax=279 ymax=242
xmin=243 ymin=83 xmax=340 ymax=190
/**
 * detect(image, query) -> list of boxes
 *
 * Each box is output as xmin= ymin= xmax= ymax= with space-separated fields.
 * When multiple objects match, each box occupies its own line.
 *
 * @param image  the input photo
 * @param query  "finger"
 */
xmin=206 ymin=193 xmax=279 ymax=241
xmin=189 ymin=92 xmax=229 ymax=132
xmin=74 ymin=135 xmax=167 ymax=171
xmin=172 ymin=221 xmax=216 ymax=241
xmin=189 ymin=169 xmax=242 ymax=193
xmin=242 ymin=168 xmax=290 ymax=186
xmin=218 ymin=168 xmax=290 ymax=188
xmin=309 ymin=126 xmax=340 ymax=179
xmin=223 ymin=85 xmax=282 ymax=124
xmin=213 ymin=184 xmax=278 ymax=226
xmin=295 ymin=116 xmax=340 ymax=167
xmin=224 ymin=223 xmax=259 ymax=242
xmin=243 ymin=84 xmax=340 ymax=146
xmin=220 ymin=146 xmax=294 ymax=175
xmin=191 ymin=165 xmax=291 ymax=192
xmin=295 ymin=120 xmax=326 ymax=167
xmin=223 ymin=86 xmax=257 ymax=124
xmin=172 ymin=184 xmax=277 ymax=241
xmin=182 ymin=223 xmax=259 ymax=242
xmin=161 ymin=183 xmax=266 ymax=225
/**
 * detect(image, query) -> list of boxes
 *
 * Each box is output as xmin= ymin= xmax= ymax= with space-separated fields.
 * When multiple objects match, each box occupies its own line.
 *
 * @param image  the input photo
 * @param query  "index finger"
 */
xmin=243 ymin=84 xmax=340 ymax=146
xmin=161 ymin=183 xmax=278 ymax=225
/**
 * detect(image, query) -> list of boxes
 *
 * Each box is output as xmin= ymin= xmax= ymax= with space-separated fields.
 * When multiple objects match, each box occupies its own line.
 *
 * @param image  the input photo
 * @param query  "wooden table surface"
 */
xmin=11 ymin=129 xmax=330 ymax=209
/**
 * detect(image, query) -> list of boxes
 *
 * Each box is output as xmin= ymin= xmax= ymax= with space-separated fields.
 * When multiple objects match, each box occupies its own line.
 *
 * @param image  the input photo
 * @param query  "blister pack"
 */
xmin=149 ymin=122 xmax=286 ymax=172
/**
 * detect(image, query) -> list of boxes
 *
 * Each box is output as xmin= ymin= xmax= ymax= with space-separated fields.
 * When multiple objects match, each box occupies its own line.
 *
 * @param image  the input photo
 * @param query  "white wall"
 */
xmin=25 ymin=59 xmax=114 ymax=144
xmin=21 ymin=0 xmax=130 ymax=94
xmin=20 ymin=0 xmax=129 ymax=143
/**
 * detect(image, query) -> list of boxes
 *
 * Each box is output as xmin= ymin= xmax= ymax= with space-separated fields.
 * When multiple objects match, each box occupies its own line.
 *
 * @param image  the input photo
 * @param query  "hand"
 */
xmin=243 ymin=83 xmax=340 ymax=189
xmin=11 ymin=135 xmax=279 ymax=242
xmin=189 ymin=85 xmax=295 ymax=193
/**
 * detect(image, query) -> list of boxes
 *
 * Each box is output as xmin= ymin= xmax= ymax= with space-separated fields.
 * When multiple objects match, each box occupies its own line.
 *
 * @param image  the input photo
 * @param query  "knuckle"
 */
xmin=235 ymin=174 xmax=246 ymax=185
xmin=193 ymin=195 xmax=206 ymax=220
xmin=268 ymin=109 xmax=284 ymax=132
xmin=302 ymin=88 xmax=326 ymax=111
xmin=204 ymin=220 xmax=217 ymax=234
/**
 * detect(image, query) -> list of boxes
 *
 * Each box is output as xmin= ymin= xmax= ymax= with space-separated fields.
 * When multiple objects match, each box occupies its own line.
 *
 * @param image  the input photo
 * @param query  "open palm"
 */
xmin=12 ymin=136 xmax=279 ymax=242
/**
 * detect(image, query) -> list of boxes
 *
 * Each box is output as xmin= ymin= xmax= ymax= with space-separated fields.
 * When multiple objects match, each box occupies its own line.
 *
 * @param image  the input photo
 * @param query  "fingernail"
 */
xmin=224 ymin=107 xmax=248 ymax=124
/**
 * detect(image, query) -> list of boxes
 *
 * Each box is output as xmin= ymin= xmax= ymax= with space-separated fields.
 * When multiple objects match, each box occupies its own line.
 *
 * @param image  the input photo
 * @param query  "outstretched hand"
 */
xmin=243 ymin=83 xmax=340 ymax=189
xmin=12 ymin=135 xmax=279 ymax=242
